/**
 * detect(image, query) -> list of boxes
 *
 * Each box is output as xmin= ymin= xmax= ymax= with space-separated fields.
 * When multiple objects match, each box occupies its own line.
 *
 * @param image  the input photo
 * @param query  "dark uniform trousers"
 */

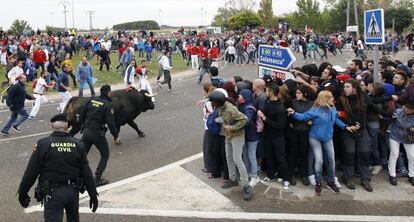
xmin=44 ymin=186 xmax=79 ymax=222
xmin=81 ymin=128 xmax=110 ymax=175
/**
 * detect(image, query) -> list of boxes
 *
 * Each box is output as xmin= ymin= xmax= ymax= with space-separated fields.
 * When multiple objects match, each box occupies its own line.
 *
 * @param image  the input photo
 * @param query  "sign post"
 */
xmin=258 ymin=45 xmax=296 ymax=82
xmin=364 ymin=9 xmax=385 ymax=83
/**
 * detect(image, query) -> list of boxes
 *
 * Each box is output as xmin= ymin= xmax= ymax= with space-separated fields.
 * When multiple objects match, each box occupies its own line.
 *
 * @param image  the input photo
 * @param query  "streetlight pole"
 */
xmin=346 ymin=0 xmax=350 ymax=28
xmin=72 ymin=0 xmax=75 ymax=29
xmin=50 ymin=12 xmax=54 ymax=28
xmin=201 ymin=7 xmax=204 ymax=27
xmin=158 ymin=9 xmax=162 ymax=27
xmin=59 ymin=0 xmax=70 ymax=32
xmin=353 ymin=0 xmax=359 ymax=35
xmin=204 ymin=11 xmax=208 ymax=26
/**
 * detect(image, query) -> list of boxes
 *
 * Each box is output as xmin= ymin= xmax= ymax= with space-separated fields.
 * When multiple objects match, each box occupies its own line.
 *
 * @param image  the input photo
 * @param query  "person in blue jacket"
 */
xmin=238 ymin=89 xmax=260 ymax=187
xmin=287 ymin=90 xmax=358 ymax=196
xmin=144 ymin=42 xmax=153 ymax=62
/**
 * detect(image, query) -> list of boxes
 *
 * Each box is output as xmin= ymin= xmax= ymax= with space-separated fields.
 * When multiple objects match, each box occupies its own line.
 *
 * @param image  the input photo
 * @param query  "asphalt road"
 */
xmin=1 ymin=49 xmax=414 ymax=222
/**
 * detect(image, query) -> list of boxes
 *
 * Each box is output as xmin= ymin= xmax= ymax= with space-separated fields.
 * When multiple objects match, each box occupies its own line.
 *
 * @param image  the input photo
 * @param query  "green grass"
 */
xmin=0 ymin=50 xmax=189 ymax=94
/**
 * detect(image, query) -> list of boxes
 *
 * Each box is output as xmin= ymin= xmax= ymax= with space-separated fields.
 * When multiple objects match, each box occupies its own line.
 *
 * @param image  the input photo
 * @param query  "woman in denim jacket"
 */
xmin=388 ymin=100 xmax=414 ymax=186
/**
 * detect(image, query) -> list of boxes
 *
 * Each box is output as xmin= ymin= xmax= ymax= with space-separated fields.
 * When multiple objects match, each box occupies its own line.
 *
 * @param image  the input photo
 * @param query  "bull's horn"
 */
xmin=145 ymin=93 xmax=157 ymax=97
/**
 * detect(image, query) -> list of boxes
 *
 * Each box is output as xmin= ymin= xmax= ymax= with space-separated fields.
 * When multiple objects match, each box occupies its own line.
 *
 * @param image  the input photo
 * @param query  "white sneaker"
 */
xmin=308 ymin=175 xmax=316 ymax=186
xmin=277 ymin=178 xmax=283 ymax=183
xmin=283 ymin=181 xmax=290 ymax=190
xmin=372 ymin=165 xmax=382 ymax=175
xmin=334 ymin=177 xmax=342 ymax=188
xmin=262 ymin=177 xmax=275 ymax=183
xmin=249 ymin=177 xmax=261 ymax=187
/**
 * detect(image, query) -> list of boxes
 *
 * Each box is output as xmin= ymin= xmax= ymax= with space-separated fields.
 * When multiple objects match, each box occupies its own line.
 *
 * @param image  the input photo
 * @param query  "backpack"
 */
xmin=246 ymin=105 xmax=264 ymax=133
xmin=206 ymin=109 xmax=221 ymax=135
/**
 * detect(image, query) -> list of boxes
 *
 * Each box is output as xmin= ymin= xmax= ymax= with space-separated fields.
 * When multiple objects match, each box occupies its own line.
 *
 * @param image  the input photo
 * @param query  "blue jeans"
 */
xmin=198 ymin=68 xmax=208 ymax=82
xmin=367 ymin=125 xmax=381 ymax=166
xmin=146 ymin=52 xmax=152 ymax=61
xmin=309 ymin=137 xmax=336 ymax=184
xmin=2 ymin=108 xmax=29 ymax=133
xmin=243 ymin=140 xmax=259 ymax=178
xmin=236 ymin=54 xmax=243 ymax=64
xmin=78 ymin=78 xmax=96 ymax=97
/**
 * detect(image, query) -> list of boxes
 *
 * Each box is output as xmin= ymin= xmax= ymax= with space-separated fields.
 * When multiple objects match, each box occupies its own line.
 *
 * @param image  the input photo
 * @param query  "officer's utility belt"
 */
xmin=49 ymin=179 xmax=78 ymax=188
xmin=35 ymin=178 xmax=85 ymax=205
xmin=83 ymin=126 xmax=107 ymax=136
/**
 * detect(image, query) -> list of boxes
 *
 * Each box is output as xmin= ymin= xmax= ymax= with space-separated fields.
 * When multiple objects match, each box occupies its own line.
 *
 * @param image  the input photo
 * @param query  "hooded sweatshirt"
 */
xmin=239 ymin=89 xmax=259 ymax=142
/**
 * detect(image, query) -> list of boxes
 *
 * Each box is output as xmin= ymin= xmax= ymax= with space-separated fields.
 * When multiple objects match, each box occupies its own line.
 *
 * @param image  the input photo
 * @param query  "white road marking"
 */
xmin=0 ymin=131 xmax=51 ymax=142
xmin=76 ymin=208 xmax=414 ymax=222
xmin=25 ymin=152 xmax=203 ymax=213
xmin=92 ymin=166 xmax=241 ymax=212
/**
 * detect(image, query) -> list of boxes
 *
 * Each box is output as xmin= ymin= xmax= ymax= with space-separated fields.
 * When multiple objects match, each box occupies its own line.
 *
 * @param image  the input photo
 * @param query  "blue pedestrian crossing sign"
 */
xmin=364 ymin=9 xmax=385 ymax=45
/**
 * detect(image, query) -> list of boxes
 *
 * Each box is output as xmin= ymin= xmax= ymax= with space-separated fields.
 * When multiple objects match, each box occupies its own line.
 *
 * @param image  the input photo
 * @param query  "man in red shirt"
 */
xmin=185 ymin=43 xmax=192 ymax=67
xmin=116 ymin=43 xmax=127 ymax=70
xmin=196 ymin=42 xmax=205 ymax=56
xmin=190 ymin=43 xmax=199 ymax=70
xmin=33 ymin=45 xmax=46 ymax=71
xmin=209 ymin=44 xmax=220 ymax=67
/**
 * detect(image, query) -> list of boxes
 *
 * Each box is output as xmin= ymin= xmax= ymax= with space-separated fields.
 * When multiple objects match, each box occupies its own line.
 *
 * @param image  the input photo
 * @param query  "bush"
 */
xmin=113 ymin=20 xmax=160 ymax=30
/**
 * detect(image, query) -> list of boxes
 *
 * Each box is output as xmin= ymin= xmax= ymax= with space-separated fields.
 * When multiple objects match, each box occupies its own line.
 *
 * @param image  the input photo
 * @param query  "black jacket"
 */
xmin=6 ymin=82 xmax=33 ymax=111
xmin=18 ymin=131 xmax=97 ymax=198
xmin=80 ymin=95 xmax=119 ymax=139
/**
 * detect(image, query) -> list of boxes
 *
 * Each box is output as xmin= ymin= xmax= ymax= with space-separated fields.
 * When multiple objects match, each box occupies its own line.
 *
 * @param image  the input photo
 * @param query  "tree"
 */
xmin=227 ymin=11 xmax=262 ymax=30
xmin=9 ymin=19 xmax=32 ymax=35
xmin=258 ymin=0 xmax=274 ymax=28
xmin=288 ymin=0 xmax=322 ymax=32
xmin=226 ymin=0 xmax=257 ymax=12
xmin=385 ymin=7 xmax=413 ymax=34
xmin=211 ymin=7 xmax=235 ymax=28
xmin=211 ymin=0 xmax=256 ymax=28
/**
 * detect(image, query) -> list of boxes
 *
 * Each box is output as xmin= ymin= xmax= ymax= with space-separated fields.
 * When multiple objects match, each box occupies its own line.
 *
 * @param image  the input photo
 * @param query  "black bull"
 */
xmin=64 ymin=89 xmax=155 ymax=137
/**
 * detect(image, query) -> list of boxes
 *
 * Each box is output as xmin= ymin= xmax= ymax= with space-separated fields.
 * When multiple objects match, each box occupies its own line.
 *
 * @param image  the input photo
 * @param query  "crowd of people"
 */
xmin=199 ymin=50 xmax=414 ymax=200
xmin=1 ymin=27 xmax=414 ymax=202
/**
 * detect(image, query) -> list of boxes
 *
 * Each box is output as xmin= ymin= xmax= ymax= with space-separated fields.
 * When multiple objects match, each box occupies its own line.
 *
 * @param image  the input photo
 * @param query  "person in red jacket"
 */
xmin=185 ymin=43 xmax=192 ymax=66
xmin=33 ymin=45 xmax=46 ymax=71
xmin=209 ymin=44 xmax=220 ymax=67
xmin=190 ymin=43 xmax=199 ymax=70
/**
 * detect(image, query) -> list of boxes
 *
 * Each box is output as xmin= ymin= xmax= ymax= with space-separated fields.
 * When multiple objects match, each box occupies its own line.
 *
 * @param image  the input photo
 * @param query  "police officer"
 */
xmin=18 ymin=113 xmax=98 ymax=222
xmin=80 ymin=84 xmax=120 ymax=186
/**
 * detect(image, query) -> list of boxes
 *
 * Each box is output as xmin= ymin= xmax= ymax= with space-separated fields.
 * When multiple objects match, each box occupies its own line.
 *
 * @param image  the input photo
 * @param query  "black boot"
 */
xmin=95 ymin=173 xmax=109 ymax=187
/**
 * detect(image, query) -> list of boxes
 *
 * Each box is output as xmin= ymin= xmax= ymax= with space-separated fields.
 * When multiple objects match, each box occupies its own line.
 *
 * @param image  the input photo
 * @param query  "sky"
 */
xmin=0 ymin=0 xmax=310 ymax=30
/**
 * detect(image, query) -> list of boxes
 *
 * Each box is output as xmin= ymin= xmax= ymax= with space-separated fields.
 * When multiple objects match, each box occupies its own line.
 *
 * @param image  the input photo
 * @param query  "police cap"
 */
xmin=208 ymin=90 xmax=226 ymax=107
xmin=50 ymin=113 xmax=68 ymax=123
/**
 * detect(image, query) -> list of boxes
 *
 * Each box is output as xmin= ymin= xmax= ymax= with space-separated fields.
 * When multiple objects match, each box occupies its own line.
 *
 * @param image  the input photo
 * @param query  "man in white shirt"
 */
xmin=157 ymin=51 xmax=173 ymax=91
xmin=124 ymin=60 xmax=137 ymax=88
xmin=101 ymin=38 xmax=111 ymax=51
xmin=8 ymin=60 xmax=24 ymax=84
xmin=137 ymin=60 xmax=155 ymax=101
xmin=29 ymin=71 xmax=53 ymax=119
xmin=356 ymin=37 xmax=366 ymax=61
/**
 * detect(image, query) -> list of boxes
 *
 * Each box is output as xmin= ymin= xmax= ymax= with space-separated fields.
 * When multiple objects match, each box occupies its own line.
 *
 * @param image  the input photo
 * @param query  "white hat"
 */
xmin=214 ymin=88 xmax=228 ymax=98
xmin=332 ymin=65 xmax=346 ymax=73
